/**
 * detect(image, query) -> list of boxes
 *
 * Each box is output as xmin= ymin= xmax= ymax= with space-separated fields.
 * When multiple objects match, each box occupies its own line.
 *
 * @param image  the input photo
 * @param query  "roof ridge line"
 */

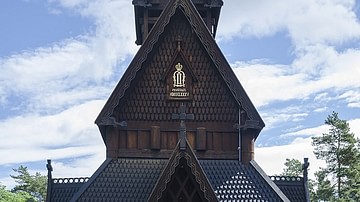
xmin=250 ymin=160 xmax=290 ymax=202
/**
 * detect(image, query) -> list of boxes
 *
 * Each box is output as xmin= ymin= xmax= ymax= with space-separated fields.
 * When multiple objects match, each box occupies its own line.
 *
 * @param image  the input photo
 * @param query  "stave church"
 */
xmin=46 ymin=0 xmax=310 ymax=201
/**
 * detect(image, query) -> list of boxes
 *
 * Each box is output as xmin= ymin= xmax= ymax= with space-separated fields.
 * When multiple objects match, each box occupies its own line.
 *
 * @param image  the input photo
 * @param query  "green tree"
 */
xmin=281 ymin=158 xmax=303 ymax=176
xmin=311 ymin=111 xmax=360 ymax=201
xmin=10 ymin=165 xmax=47 ymax=202
xmin=0 ymin=184 xmax=36 ymax=202
xmin=343 ymin=142 xmax=360 ymax=201
xmin=311 ymin=169 xmax=334 ymax=202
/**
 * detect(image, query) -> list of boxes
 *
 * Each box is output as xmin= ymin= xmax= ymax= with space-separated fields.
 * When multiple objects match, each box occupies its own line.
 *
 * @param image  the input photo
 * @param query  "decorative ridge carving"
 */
xmin=270 ymin=176 xmax=303 ymax=182
xmin=52 ymin=177 xmax=89 ymax=184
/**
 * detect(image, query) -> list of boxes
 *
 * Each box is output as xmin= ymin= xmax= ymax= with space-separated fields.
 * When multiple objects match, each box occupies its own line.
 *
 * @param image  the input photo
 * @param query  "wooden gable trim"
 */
xmin=95 ymin=0 xmax=264 ymax=138
xmin=148 ymin=140 xmax=218 ymax=201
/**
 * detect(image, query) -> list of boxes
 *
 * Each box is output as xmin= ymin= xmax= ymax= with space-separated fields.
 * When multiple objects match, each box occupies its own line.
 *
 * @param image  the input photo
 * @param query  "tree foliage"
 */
xmin=0 ymin=184 xmax=36 ymax=202
xmin=311 ymin=111 xmax=360 ymax=201
xmin=10 ymin=165 xmax=47 ymax=202
xmin=281 ymin=158 xmax=303 ymax=176
xmin=311 ymin=169 xmax=334 ymax=202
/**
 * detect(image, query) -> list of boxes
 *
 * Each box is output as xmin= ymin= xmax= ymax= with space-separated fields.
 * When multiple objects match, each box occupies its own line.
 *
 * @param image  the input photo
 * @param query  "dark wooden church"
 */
xmin=46 ymin=0 xmax=310 ymax=201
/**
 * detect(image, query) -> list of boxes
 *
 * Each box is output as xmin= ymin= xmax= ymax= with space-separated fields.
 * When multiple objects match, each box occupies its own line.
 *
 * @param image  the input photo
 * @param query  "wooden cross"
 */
xmin=172 ymin=103 xmax=194 ymax=150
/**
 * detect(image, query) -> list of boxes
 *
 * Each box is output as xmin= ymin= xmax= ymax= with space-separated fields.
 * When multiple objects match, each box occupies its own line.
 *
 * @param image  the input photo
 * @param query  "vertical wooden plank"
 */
xmin=207 ymin=132 xmax=213 ymax=150
xmin=186 ymin=131 xmax=195 ymax=149
xmin=151 ymin=126 xmax=161 ymax=150
xmin=167 ymin=132 xmax=178 ymax=149
xmin=161 ymin=132 xmax=167 ymax=149
xmin=138 ymin=131 xmax=150 ymax=149
xmin=213 ymin=132 xmax=222 ymax=151
xmin=127 ymin=131 xmax=138 ymax=149
xmin=119 ymin=130 xmax=127 ymax=149
xmin=196 ymin=127 xmax=206 ymax=151
xmin=230 ymin=132 xmax=239 ymax=151
xmin=106 ymin=127 xmax=118 ymax=158
xmin=221 ymin=133 xmax=231 ymax=151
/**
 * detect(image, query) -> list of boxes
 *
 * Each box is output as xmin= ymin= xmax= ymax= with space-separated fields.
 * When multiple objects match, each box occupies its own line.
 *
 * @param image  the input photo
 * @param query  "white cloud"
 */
xmin=232 ymin=61 xmax=307 ymax=107
xmin=339 ymin=90 xmax=360 ymax=108
xmin=281 ymin=124 xmax=330 ymax=138
xmin=0 ymin=0 xmax=139 ymax=113
xmin=0 ymin=100 xmax=105 ymax=165
xmin=50 ymin=152 xmax=105 ymax=178
xmin=260 ymin=105 xmax=309 ymax=130
xmin=232 ymin=44 xmax=360 ymax=109
xmin=349 ymin=118 xmax=360 ymax=138
xmin=256 ymin=137 xmax=326 ymax=180
xmin=218 ymin=0 xmax=360 ymax=46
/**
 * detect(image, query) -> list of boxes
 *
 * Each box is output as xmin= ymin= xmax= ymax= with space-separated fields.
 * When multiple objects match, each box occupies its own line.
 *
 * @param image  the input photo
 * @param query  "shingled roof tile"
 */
xmin=51 ymin=158 xmax=292 ymax=201
xmin=270 ymin=176 xmax=308 ymax=202
xmin=48 ymin=177 xmax=89 ymax=202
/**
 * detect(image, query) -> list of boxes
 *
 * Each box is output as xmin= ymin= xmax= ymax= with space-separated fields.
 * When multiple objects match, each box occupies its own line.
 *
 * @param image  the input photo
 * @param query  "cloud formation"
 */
xmin=219 ymin=0 xmax=360 ymax=46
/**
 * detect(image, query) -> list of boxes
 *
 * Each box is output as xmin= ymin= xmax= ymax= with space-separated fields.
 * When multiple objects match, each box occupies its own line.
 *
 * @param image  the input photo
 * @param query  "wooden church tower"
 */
xmin=46 ymin=0 xmax=310 ymax=201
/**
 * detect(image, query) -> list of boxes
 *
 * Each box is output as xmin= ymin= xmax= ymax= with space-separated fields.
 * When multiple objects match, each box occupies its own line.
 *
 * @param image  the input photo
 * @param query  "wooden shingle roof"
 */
xmin=271 ymin=176 xmax=309 ymax=202
xmin=60 ymin=160 xmax=290 ymax=201
xmin=95 ymin=0 xmax=265 ymax=140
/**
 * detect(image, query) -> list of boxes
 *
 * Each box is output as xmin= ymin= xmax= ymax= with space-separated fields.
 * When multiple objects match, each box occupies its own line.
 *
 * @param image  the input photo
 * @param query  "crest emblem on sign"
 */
xmin=173 ymin=62 xmax=186 ymax=87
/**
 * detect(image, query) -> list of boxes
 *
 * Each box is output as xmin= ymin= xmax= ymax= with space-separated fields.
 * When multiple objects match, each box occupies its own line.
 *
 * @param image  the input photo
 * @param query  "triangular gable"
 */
xmin=95 ymin=0 xmax=264 ymax=137
xmin=148 ymin=140 xmax=218 ymax=201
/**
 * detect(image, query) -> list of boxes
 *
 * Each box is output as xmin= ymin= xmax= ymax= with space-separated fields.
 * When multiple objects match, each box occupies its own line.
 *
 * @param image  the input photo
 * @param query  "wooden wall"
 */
xmin=105 ymin=125 xmax=239 ymax=159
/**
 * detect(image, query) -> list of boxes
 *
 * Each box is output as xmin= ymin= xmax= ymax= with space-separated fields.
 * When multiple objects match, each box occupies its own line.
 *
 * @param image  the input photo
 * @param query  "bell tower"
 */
xmin=132 ymin=0 xmax=223 ymax=45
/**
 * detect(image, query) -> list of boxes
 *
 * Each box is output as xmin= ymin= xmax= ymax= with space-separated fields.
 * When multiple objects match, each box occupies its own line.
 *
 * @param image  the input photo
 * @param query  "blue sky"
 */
xmin=1 ymin=0 xmax=360 ymax=188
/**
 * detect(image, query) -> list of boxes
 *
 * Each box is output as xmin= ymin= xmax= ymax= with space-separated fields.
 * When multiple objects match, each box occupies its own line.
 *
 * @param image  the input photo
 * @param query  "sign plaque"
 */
xmin=168 ymin=62 xmax=191 ymax=100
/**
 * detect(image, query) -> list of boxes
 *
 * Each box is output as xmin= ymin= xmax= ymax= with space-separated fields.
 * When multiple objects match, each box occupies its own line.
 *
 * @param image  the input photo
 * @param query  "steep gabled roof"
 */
xmin=95 ymin=0 xmax=264 ymax=136
xmin=148 ymin=140 xmax=218 ymax=201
